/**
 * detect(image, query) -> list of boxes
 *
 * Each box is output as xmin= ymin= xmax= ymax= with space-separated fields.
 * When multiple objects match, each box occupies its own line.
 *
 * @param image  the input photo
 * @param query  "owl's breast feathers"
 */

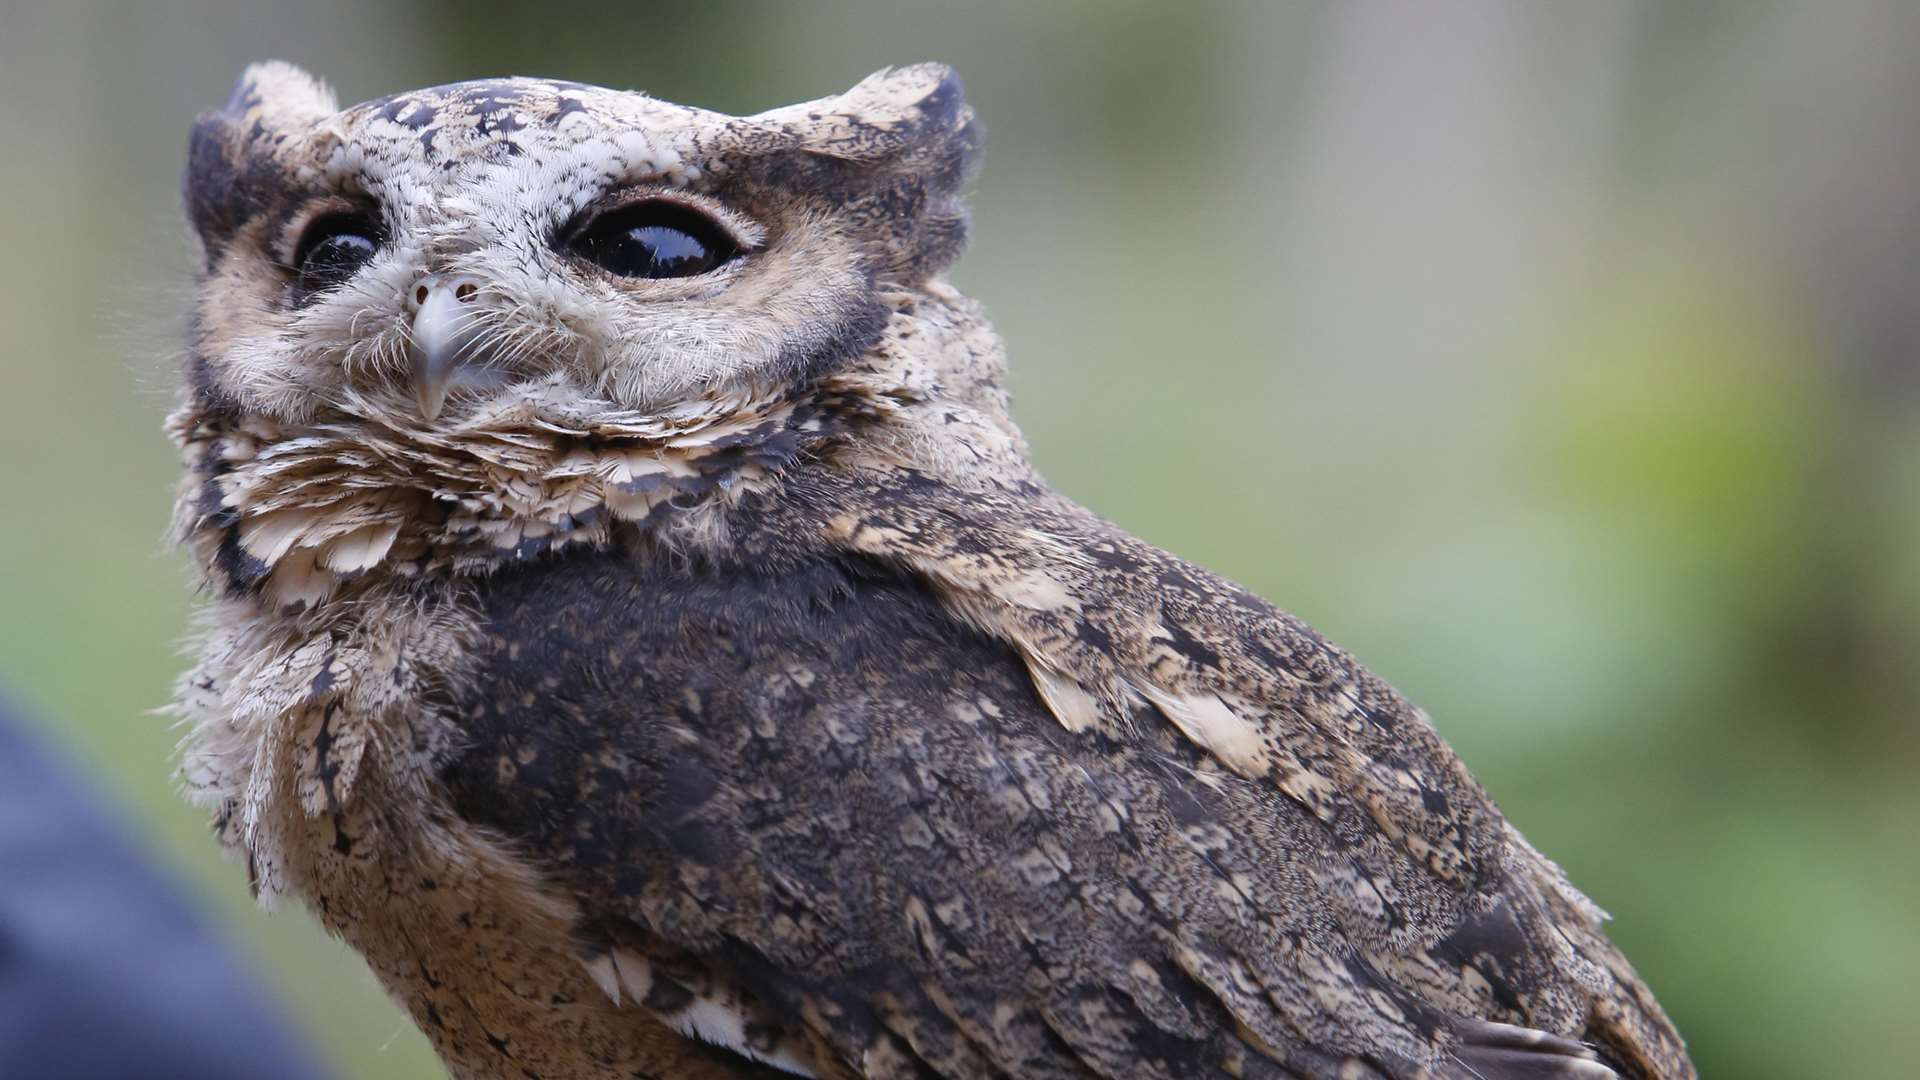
xmin=419 ymin=458 xmax=1690 ymax=1080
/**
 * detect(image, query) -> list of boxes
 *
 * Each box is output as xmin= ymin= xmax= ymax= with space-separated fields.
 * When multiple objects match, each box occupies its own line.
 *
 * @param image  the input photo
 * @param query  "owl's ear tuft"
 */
xmin=219 ymin=61 xmax=339 ymax=131
xmin=758 ymin=64 xmax=983 ymax=282
xmin=787 ymin=64 xmax=974 ymax=165
xmin=184 ymin=62 xmax=337 ymax=266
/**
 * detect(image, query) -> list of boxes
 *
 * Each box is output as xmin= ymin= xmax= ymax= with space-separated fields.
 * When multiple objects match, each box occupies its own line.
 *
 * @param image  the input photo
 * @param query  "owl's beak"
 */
xmin=405 ymin=273 xmax=487 ymax=421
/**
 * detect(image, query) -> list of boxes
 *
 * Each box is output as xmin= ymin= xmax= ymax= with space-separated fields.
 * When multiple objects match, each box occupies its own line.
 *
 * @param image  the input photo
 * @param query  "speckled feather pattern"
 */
xmin=170 ymin=62 xmax=1692 ymax=1080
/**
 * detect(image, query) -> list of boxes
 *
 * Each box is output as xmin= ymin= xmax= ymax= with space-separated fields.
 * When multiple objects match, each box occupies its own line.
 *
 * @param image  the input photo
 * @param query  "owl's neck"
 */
xmin=168 ymin=283 xmax=1029 ymax=613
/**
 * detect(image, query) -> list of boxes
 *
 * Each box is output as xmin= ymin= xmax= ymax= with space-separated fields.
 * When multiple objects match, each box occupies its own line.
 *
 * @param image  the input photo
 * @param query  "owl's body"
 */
xmin=170 ymin=63 xmax=1693 ymax=1079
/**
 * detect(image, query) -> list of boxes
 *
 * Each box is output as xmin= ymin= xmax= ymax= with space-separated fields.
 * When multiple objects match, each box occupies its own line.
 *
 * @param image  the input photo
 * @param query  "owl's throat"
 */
xmin=166 ymin=382 xmax=884 ymax=610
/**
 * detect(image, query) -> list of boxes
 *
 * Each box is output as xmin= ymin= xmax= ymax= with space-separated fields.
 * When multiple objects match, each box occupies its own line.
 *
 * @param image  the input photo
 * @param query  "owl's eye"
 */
xmin=292 ymin=213 xmax=381 ymax=295
xmin=568 ymin=200 xmax=739 ymax=279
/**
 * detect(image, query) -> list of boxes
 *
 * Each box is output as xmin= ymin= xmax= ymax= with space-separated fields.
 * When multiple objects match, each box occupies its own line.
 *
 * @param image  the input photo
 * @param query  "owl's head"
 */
xmin=183 ymin=61 xmax=978 ymax=425
xmin=174 ymin=63 xmax=1022 ymax=606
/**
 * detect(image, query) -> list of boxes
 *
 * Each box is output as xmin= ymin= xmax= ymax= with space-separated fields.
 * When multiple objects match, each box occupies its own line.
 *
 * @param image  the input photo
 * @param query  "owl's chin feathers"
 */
xmin=170 ymin=377 xmax=851 ymax=611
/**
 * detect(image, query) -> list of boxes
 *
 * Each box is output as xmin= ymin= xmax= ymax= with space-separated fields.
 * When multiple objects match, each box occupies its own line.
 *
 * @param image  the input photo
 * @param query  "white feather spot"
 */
xmin=1136 ymin=683 xmax=1270 ymax=777
xmin=580 ymin=953 xmax=621 ymax=1005
xmin=661 ymin=995 xmax=817 ymax=1077
xmin=610 ymin=948 xmax=652 ymax=1003
xmin=1023 ymin=654 xmax=1104 ymax=734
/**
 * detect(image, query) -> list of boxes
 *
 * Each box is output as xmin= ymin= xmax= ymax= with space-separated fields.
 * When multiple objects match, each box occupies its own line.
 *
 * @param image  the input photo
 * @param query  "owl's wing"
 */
xmin=441 ymin=518 xmax=1683 ymax=1078
xmin=813 ymin=469 xmax=1691 ymax=1078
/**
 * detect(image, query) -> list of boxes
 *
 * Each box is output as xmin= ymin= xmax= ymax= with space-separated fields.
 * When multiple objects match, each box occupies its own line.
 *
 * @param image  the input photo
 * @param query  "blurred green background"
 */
xmin=2 ymin=2 xmax=1915 ymax=1076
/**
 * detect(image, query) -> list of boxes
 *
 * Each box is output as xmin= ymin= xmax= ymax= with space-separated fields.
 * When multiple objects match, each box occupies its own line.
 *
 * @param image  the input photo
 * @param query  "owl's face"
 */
xmin=183 ymin=62 xmax=976 ymax=427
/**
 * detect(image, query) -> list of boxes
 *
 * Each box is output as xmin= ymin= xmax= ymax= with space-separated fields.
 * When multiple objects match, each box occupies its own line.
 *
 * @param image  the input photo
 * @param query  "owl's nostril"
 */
xmin=408 ymin=273 xmax=485 ymax=312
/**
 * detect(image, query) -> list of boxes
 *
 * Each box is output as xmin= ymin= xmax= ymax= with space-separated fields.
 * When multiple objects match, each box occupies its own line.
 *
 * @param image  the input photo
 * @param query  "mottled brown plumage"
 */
xmin=169 ymin=61 xmax=1692 ymax=1079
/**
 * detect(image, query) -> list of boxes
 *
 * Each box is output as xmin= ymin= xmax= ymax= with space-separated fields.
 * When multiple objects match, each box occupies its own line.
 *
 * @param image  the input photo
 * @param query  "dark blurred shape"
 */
xmin=0 ymin=697 xmax=327 ymax=1080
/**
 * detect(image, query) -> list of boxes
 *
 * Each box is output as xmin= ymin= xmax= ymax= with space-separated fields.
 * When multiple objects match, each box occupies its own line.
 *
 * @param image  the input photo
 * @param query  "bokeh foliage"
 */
xmin=0 ymin=3 xmax=1913 ymax=1077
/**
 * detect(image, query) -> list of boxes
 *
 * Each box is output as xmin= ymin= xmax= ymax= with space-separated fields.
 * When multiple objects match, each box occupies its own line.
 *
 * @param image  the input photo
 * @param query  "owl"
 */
xmin=169 ymin=61 xmax=1693 ymax=1080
